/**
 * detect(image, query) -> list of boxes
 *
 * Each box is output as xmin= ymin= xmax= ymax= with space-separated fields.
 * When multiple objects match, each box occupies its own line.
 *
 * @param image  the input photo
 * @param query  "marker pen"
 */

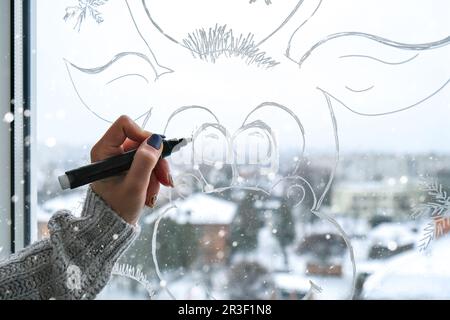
xmin=58 ymin=136 xmax=191 ymax=190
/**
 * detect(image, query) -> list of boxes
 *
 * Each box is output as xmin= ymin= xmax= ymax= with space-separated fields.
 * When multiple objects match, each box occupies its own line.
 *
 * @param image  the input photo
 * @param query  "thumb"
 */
xmin=125 ymin=134 xmax=163 ymax=194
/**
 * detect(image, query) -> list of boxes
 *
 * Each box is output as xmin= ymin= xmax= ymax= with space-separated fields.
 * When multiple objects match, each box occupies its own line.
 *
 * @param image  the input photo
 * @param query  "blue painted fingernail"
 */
xmin=147 ymin=134 xmax=163 ymax=150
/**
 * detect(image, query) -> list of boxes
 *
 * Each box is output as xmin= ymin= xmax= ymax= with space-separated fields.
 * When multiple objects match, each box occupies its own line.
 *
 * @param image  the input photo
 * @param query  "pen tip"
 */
xmin=58 ymin=174 xmax=71 ymax=190
xmin=167 ymin=137 xmax=192 ymax=155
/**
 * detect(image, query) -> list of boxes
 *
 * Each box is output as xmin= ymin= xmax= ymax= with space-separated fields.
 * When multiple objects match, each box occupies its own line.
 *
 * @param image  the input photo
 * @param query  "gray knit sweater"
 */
xmin=0 ymin=188 xmax=140 ymax=300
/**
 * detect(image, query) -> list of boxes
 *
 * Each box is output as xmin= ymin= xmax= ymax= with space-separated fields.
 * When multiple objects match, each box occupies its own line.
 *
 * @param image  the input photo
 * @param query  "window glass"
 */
xmin=37 ymin=0 xmax=450 ymax=299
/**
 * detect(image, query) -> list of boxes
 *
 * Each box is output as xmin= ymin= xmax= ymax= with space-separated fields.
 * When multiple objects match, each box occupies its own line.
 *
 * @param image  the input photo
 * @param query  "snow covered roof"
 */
xmin=145 ymin=193 xmax=237 ymax=225
xmin=303 ymin=216 xmax=370 ymax=237
xmin=363 ymin=234 xmax=450 ymax=299
xmin=356 ymin=260 xmax=388 ymax=275
xmin=273 ymin=273 xmax=311 ymax=292
xmin=369 ymin=223 xmax=417 ymax=247
xmin=254 ymin=199 xmax=281 ymax=210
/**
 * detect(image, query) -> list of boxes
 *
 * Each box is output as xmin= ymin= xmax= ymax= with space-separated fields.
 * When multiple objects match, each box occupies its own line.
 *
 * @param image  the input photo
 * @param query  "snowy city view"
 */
xmin=37 ymin=144 xmax=450 ymax=300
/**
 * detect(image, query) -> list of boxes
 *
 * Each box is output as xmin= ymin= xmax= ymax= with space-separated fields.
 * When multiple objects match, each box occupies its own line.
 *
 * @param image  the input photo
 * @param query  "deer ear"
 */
xmin=125 ymin=0 xmax=188 ymax=68
xmin=64 ymin=52 xmax=161 ymax=122
xmin=289 ymin=32 xmax=450 ymax=116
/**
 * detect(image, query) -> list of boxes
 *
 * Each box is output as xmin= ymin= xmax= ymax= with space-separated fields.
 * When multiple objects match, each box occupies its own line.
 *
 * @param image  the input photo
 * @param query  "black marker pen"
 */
xmin=58 ymin=136 xmax=191 ymax=190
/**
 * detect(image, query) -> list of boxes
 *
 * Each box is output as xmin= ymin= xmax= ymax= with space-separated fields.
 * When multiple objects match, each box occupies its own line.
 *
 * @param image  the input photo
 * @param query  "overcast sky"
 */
xmin=36 ymin=0 xmax=450 ymax=154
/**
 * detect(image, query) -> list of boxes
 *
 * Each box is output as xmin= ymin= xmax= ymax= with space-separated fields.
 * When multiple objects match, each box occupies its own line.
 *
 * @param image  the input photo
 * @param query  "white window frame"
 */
xmin=0 ymin=0 xmax=12 ymax=259
xmin=0 ymin=0 xmax=37 ymax=258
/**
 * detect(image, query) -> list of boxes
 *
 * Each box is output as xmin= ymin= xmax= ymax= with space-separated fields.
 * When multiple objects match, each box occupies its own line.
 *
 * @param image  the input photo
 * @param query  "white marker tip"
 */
xmin=58 ymin=174 xmax=71 ymax=190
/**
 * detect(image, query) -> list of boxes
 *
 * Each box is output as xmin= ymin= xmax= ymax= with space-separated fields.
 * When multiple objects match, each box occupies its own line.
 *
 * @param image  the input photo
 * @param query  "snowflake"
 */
xmin=411 ymin=180 xmax=450 ymax=250
xmin=249 ymin=0 xmax=272 ymax=5
xmin=63 ymin=0 xmax=109 ymax=32
xmin=66 ymin=264 xmax=82 ymax=291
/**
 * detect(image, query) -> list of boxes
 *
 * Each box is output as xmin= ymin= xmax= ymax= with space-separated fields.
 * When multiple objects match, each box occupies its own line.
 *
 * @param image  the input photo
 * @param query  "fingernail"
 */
xmin=147 ymin=134 xmax=163 ymax=150
xmin=149 ymin=195 xmax=158 ymax=208
xmin=168 ymin=173 xmax=175 ymax=188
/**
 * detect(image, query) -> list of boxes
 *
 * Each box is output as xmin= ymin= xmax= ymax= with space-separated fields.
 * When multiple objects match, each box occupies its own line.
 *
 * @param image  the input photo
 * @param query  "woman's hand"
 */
xmin=90 ymin=115 xmax=174 ymax=225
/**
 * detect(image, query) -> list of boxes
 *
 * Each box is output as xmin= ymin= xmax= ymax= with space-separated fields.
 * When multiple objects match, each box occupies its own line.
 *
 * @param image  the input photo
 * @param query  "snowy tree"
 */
xmin=156 ymin=219 xmax=200 ymax=270
xmin=273 ymin=198 xmax=295 ymax=270
xmin=230 ymin=192 xmax=264 ymax=253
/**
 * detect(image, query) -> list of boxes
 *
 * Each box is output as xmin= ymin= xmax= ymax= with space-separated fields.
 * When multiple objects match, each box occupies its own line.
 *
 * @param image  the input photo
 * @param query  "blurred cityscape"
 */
xmin=37 ymin=145 xmax=450 ymax=299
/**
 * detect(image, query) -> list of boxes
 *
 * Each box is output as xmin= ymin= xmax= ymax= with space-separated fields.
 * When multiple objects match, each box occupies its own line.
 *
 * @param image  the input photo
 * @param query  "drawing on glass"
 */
xmin=412 ymin=181 xmax=450 ymax=251
xmin=62 ymin=0 xmax=450 ymax=299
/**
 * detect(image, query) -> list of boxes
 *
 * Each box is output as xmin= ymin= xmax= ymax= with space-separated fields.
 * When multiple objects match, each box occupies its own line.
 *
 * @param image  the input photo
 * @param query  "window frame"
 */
xmin=0 ymin=0 xmax=37 ymax=256
xmin=0 ymin=0 xmax=12 ymax=258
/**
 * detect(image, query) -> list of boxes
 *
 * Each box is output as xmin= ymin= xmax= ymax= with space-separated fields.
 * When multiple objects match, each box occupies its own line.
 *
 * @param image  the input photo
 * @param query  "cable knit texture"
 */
xmin=0 ymin=188 xmax=140 ymax=300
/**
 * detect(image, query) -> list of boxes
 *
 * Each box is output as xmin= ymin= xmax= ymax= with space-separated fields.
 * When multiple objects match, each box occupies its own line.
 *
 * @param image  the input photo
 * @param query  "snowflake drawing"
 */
xmin=63 ymin=0 xmax=109 ymax=32
xmin=249 ymin=0 xmax=272 ymax=5
xmin=411 ymin=180 xmax=450 ymax=250
xmin=66 ymin=264 xmax=82 ymax=291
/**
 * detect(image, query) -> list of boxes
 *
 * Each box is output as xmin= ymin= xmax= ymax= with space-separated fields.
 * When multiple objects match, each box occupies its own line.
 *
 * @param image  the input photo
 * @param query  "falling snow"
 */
xmin=214 ymin=161 xmax=224 ymax=170
xmin=45 ymin=137 xmax=57 ymax=148
xmin=216 ymin=251 xmax=225 ymax=259
xmin=24 ymin=136 xmax=31 ymax=147
xmin=3 ymin=112 xmax=14 ymax=123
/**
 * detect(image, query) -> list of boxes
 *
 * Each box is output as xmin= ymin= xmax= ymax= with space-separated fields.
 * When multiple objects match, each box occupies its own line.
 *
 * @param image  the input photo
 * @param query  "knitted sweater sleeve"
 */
xmin=0 ymin=188 xmax=140 ymax=300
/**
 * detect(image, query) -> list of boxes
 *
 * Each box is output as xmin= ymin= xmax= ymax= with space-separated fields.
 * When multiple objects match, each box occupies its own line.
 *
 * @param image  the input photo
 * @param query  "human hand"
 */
xmin=90 ymin=116 xmax=174 ymax=225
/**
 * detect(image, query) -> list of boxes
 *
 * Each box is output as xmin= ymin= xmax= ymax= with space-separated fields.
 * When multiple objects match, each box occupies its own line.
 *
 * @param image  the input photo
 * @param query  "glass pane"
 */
xmin=36 ymin=0 xmax=450 ymax=299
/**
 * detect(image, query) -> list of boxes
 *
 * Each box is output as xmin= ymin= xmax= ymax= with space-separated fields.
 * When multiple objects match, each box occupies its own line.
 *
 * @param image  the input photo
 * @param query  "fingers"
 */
xmin=124 ymin=134 xmax=163 ymax=195
xmin=123 ymin=137 xmax=145 ymax=152
xmin=101 ymin=115 xmax=149 ymax=147
xmin=92 ymin=116 xmax=149 ymax=161
xmin=154 ymin=159 xmax=174 ymax=188
xmin=145 ymin=172 xmax=160 ymax=208
xmin=124 ymin=136 xmax=174 ymax=187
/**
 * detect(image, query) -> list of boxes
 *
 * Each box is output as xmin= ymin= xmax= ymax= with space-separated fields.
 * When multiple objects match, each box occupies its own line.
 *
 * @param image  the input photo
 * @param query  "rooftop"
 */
xmin=145 ymin=193 xmax=237 ymax=225
xmin=363 ymin=234 xmax=450 ymax=299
